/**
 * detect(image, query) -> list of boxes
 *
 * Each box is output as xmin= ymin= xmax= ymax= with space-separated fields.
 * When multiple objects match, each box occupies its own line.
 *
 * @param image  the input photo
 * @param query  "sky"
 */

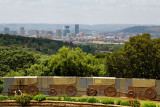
xmin=0 ymin=0 xmax=160 ymax=25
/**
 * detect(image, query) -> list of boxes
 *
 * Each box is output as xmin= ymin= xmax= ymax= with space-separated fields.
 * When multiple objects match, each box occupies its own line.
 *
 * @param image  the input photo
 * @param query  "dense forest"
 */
xmin=1 ymin=33 xmax=160 ymax=79
xmin=0 ymin=34 xmax=122 ymax=55
xmin=0 ymin=46 xmax=105 ymax=77
xmin=0 ymin=34 xmax=74 ymax=54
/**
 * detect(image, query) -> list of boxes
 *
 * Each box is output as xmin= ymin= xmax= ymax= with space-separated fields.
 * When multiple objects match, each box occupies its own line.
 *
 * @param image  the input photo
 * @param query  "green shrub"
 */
xmin=0 ymin=95 xmax=8 ymax=101
xmin=87 ymin=97 xmax=98 ymax=103
xmin=63 ymin=95 xmax=75 ymax=102
xmin=0 ymin=78 xmax=4 ymax=93
xmin=0 ymin=78 xmax=4 ymax=84
xmin=47 ymin=97 xmax=62 ymax=101
xmin=101 ymin=99 xmax=114 ymax=104
xmin=129 ymin=100 xmax=140 ymax=107
xmin=77 ymin=98 xmax=88 ymax=102
xmin=120 ymin=101 xmax=131 ymax=106
xmin=58 ymin=97 xmax=62 ymax=101
xmin=47 ymin=97 xmax=58 ymax=101
xmin=142 ymin=103 xmax=156 ymax=107
xmin=8 ymin=96 xmax=16 ymax=100
xmin=116 ymin=99 xmax=122 ymax=105
xmin=15 ymin=94 xmax=32 ymax=106
xmin=33 ymin=94 xmax=46 ymax=101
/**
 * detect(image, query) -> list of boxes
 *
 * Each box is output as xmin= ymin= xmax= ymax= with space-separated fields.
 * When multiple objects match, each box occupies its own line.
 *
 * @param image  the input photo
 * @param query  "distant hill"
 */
xmin=121 ymin=26 xmax=160 ymax=33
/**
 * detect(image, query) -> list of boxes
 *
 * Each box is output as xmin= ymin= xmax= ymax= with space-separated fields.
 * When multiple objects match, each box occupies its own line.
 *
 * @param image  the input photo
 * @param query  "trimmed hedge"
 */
xmin=120 ymin=101 xmax=130 ymax=106
xmin=87 ymin=98 xmax=98 ymax=103
xmin=0 ymin=95 xmax=8 ymax=101
xmin=142 ymin=103 xmax=156 ymax=107
xmin=77 ymin=98 xmax=88 ymax=102
xmin=101 ymin=99 xmax=114 ymax=104
xmin=33 ymin=94 xmax=46 ymax=101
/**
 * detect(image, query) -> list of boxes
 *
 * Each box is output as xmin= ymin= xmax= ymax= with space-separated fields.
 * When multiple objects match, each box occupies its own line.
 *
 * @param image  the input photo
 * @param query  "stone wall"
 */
xmin=2 ymin=76 xmax=159 ymax=100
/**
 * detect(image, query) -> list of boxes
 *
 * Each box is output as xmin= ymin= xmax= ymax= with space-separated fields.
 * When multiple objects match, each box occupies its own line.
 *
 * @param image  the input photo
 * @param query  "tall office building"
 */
xmin=19 ymin=27 xmax=25 ymax=36
xmin=4 ymin=27 xmax=9 ymax=34
xmin=62 ymin=26 xmax=70 ymax=36
xmin=56 ymin=29 xmax=62 ymax=38
xmin=75 ymin=24 xmax=79 ymax=36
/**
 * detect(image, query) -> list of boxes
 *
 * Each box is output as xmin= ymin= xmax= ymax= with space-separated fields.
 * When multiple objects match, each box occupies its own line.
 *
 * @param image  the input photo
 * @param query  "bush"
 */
xmin=47 ymin=97 xmax=62 ymax=101
xmin=15 ymin=94 xmax=32 ymax=106
xmin=0 ymin=78 xmax=4 ymax=93
xmin=63 ymin=95 xmax=75 ymax=102
xmin=0 ymin=95 xmax=8 ymax=101
xmin=0 ymin=78 xmax=4 ymax=84
xmin=129 ymin=100 xmax=140 ymax=107
xmin=77 ymin=98 xmax=88 ymax=102
xmin=87 ymin=97 xmax=98 ymax=103
xmin=116 ymin=99 xmax=122 ymax=105
xmin=33 ymin=94 xmax=46 ymax=101
xmin=101 ymin=99 xmax=114 ymax=104
xmin=58 ymin=97 xmax=62 ymax=101
xmin=47 ymin=97 xmax=58 ymax=101
xmin=120 ymin=101 xmax=131 ymax=106
xmin=142 ymin=103 xmax=156 ymax=107
xmin=8 ymin=96 xmax=16 ymax=100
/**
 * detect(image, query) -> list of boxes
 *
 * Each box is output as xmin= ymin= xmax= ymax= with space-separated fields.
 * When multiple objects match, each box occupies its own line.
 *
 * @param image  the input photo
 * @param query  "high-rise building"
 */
xmin=19 ymin=27 xmax=25 ymax=36
xmin=75 ymin=24 xmax=79 ymax=36
xmin=62 ymin=26 xmax=70 ymax=36
xmin=56 ymin=29 xmax=62 ymax=38
xmin=4 ymin=27 xmax=9 ymax=34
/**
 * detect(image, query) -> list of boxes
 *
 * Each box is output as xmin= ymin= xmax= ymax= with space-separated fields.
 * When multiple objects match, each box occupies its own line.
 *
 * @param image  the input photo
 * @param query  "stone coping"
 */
xmin=0 ymin=100 xmax=130 ymax=107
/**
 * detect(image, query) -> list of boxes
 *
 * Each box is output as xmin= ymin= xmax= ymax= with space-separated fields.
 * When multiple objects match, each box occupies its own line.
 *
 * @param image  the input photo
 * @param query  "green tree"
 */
xmin=105 ymin=33 xmax=160 ymax=79
xmin=45 ymin=46 xmax=102 ymax=76
xmin=0 ymin=77 xmax=4 ymax=93
xmin=0 ymin=50 xmax=36 ymax=76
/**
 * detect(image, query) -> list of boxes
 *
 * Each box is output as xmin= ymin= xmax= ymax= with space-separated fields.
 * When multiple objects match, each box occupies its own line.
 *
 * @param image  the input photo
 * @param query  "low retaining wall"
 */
xmin=2 ymin=76 xmax=160 ymax=100
xmin=0 ymin=101 xmax=129 ymax=107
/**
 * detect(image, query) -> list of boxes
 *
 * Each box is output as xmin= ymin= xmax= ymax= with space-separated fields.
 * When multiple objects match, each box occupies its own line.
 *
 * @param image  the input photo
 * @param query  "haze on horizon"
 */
xmin=0 ymin=0 xmax=160 ymax=25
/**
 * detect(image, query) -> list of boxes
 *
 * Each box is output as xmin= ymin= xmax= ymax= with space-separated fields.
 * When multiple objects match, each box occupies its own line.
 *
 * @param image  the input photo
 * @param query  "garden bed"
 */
xmin=0 ymin=94 xmax=159 ymax=107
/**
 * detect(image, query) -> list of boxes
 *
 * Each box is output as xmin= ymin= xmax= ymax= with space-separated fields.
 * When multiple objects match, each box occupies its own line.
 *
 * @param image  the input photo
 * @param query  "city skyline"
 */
xmin=0 ymin=0 xmax=160 ymax=25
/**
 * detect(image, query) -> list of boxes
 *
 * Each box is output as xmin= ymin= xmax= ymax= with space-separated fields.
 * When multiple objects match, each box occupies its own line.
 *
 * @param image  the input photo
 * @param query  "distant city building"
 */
xmin=62 ymin=26 xmax=70 ymax=36
xmin=34 ymin=30 xmax=39 ymax=35
xmin=19 ymin=27 xmax=25 ymax=36
xmin=9 ymin=31 xmax=17 ymax=35
xmin=47 ymin=31 xmax=53 ymax=35
xmin=56 ymin=29 xmax=62 ymax=38
xmin=66 ymin=32 xmax=74 ymax=38
xmin=25 ymin=30 xmax=30 ymax=35
xmin=76 ymin=32 xmax=85 ymax=37
xmin=4 ymin=27 xmax=9 ymax=34
xmin=75 ymin=24 xmax=79 ymax=36
xmin=39 ymin=30 xmax=47 ymax=35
